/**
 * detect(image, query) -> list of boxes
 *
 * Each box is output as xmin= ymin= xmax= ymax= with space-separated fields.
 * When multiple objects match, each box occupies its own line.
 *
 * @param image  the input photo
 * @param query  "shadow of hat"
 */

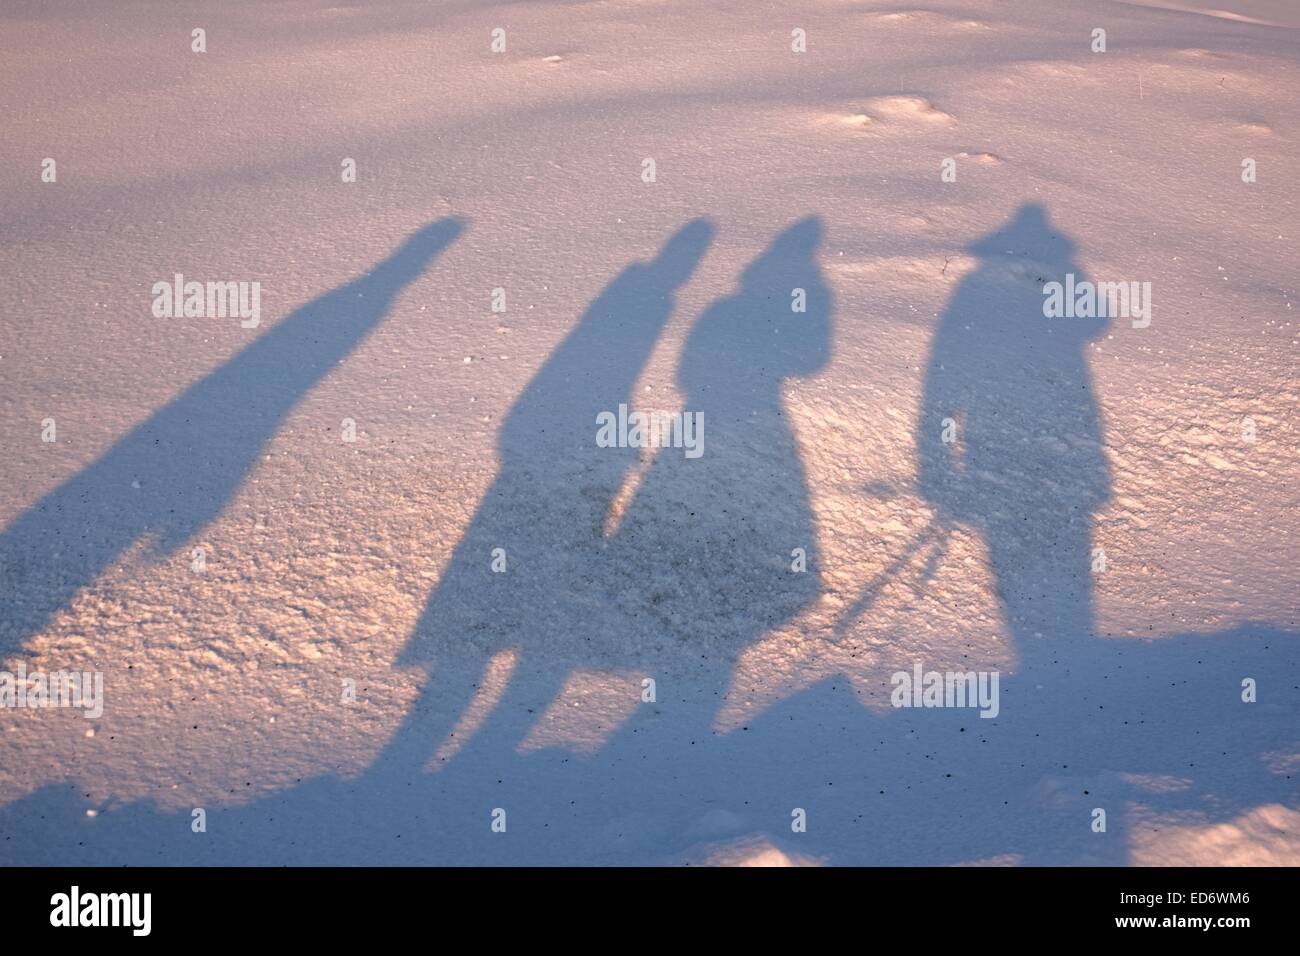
xmin=966 ymin=203 xmax=1076 ymax=261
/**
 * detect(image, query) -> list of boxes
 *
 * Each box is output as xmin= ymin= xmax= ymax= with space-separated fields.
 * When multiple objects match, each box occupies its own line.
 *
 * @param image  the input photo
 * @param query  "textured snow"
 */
xmin=0 ymin=0 xmax=1296 ymax=865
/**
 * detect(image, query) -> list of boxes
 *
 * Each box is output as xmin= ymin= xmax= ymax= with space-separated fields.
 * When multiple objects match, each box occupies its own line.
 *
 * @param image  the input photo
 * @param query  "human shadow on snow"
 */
xmin=0 ymin=217 xmax=466 ymax=660
xmin=1 ymin=210 xmax=1295 ymax=866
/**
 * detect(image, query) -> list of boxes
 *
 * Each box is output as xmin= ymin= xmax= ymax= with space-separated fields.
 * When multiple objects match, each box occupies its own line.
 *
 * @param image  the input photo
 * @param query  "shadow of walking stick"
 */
xmin=830 ymin=485 xmax=955 ymax=641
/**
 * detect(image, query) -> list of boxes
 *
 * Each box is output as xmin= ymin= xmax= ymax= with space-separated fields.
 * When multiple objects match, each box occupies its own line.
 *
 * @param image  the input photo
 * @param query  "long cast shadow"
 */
xmin=0 ymin=215 xmax=844 ymax=864
xmin=2 ymin=211 xmax=1294 ymax=866
xmin=916 ymin=202 xmax=1109 ymax=662
xmin=893 ymin=204 xmax=1296 ymax=863
xmin=369 ymin=218 xmax=717 ymax=778
xmin=0 ymin=217 xmax=465 ymax=659
xmin=601 ymin=215 xmax=832 ymax=724
xmin=378 ymin=216 xmax=831 ymax=774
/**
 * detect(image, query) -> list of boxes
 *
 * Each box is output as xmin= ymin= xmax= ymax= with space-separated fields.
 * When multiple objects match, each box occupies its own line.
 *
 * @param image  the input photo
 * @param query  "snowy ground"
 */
xmin=0 ymin=0 xmax=1296 ymax=865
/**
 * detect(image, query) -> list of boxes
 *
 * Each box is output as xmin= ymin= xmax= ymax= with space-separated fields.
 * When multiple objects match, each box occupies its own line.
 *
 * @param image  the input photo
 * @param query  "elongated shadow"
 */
xmin=0 ymin=217 xmax=465 ymax=658
xmin=378 ymin=217 xmax=833 ymax=776
xmin=369 ymin=219 xmax=716 ymax=777
xmin=1 ymin=213 xmax=1295 ymax=867
xmin=602 ymin=215 xmax=832 ymax=710
xmin=916 ymin=203 xmax=1109 ymax=659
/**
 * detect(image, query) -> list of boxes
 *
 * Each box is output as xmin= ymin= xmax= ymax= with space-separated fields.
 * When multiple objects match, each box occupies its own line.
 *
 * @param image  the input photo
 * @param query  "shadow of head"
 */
xmin=741 ymin=215 xmax=825 ymax=284
xmin=954 ymin=202 xmax=1110 ymax=349
xmin=641 ymin=217 xmax=716 ymax=287
xmin=363 ymin=216 xmax=466 ymax=286
xmin=679 ymin=216 xmax=831 ymax=394
xmin=966 ymin=201 xmax=1074 ymax=263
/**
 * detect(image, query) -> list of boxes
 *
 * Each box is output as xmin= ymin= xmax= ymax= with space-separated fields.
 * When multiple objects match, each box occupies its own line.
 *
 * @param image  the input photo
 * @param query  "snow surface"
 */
xmin=0 ymin=0 xmax=1296 ymax=865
